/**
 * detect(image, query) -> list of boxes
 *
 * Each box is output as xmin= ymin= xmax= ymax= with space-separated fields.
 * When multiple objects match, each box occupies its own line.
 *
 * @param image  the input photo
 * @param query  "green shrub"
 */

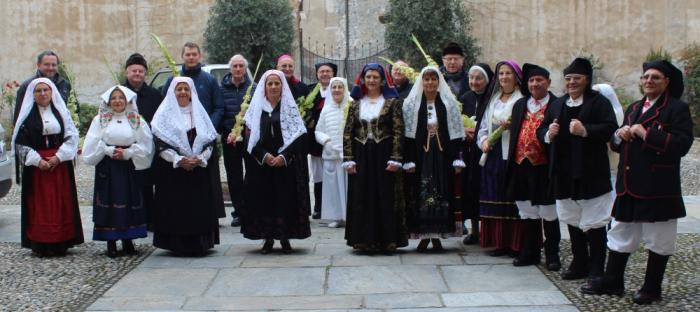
xmin=78 ymin=104 xmax=98 ymax=136
xmin=385 ymin=0 xmax=480 ymax=68
xmin=680 ymin=44 xmax=700 ymax=136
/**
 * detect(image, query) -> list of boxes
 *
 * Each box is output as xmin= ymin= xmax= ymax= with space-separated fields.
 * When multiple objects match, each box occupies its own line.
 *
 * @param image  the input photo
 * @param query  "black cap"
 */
xmin=125 ymin=53 xmax=148 ymax=70
xmin=521 ymin=63 xmax=550 ymax=96
xmin=643 ymin=60 xmax=684 ymax=99
xmin=442 ymin=42 xmax=464 ymax=56
xmin=563 ymin=58 xmax=592 ymax=77
xmin=315 ymin=62 xmax=338 ymax=76
xmin=522 ymin=63 xmax=550 ymax=80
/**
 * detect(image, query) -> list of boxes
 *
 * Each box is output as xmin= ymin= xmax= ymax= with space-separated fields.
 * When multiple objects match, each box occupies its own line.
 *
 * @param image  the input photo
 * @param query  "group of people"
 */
xmin=13 ymin=40 xmax=693 ymax=306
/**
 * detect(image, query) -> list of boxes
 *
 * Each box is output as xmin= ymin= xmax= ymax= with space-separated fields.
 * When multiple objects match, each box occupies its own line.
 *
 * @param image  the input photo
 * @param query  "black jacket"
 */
xmin=508 ymin=92 xmax=557 ymax=162
xmin=611 ymin=92 xmax=693 ymax=200
xmin=220 ymin=73 xmax=256 ymax=134
xmin=536 ymin=90 xmax=618 ymax=200
xmin=124 ymin=80 xmax=163 ymax=124
xmin=440 ymin=66 xmax=469 ymax=100
xmin=395 ymin=81 xmax=413 ymax=100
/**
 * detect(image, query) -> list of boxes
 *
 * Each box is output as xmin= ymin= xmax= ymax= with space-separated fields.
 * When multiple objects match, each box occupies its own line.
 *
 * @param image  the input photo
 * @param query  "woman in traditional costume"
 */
xmin=13 ymin=77 xmax=83 ymax=257
xmin=151 ymin=77 xmax=220 ymax=256
xmin=343 ymin=63 xmax=407 ymax=253
xmin=402 ymin=66 xmax=465 ymax=251
xmin=315 ymin=77 xmax=350 ymax=228
xmin=82 ymin=85 xmax=154 ymax=257
xmin=477 ymin=60 xmax=524 ymax=257
xmin=240 ymin=70 xmax=311 ymax=254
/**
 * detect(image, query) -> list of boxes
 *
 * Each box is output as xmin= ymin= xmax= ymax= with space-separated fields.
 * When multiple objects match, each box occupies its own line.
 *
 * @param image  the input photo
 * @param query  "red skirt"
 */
xmin=26 ymin=149 xmax=76 ymax=243
xmin=480 ymin=218 xmax=522 ymax=252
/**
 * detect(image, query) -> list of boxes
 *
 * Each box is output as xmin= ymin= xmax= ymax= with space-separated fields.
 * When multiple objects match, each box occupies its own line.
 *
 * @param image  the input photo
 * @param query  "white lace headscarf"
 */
xmin=12 ymin=77 xmax=79 ymax=154
xmin=592 ymin=83 xmax=624 ymax=126
xmin=151 ymin=76 xmax=217 ymax=156
xmin=99 ymin=85 xmax=141 ymax=128
xmin=402 ymin=66 xmax=464 ymax=140
xmin=244 ymin=69 xmax=306 ymax=154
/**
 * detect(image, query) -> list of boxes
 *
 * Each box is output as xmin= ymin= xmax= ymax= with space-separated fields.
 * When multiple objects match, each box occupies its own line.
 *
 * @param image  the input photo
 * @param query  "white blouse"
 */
xmin=21 ymin=106 xmax=79 ymax=167
xmin=359 ymin=96 xmax=385 ymax=122
xmin=81 ymin=111 xmax=154 ymax=170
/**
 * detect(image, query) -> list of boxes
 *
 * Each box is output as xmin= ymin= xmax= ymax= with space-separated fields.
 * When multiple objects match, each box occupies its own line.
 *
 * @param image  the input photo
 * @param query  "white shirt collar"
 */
xmin=566 ymin=95 xmax=583 ymax=107
xmin=527 ymin=94 xmax=549 ymax=113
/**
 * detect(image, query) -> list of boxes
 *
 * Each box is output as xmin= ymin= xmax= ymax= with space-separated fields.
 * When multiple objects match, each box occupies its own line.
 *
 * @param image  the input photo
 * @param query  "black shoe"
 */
xmin=462 ymin=234 xmax=479 ymax=245
xmin=489 ymin=248 xmax=509 ymax=257
xmin=580 ymin=277 xmax=624 ymax=296
xmin=416 ymin=239 xmax=429 ymax=252
xmin=230 ymin=216 xmax=241 ymax=227
xmin=281 ymin=239 xmax=293 ymax=254
xmin=431 ymin=239 xmax=444 ymax=252
xmin=122 ymin=240 xmax=137 ymax=256
xmin=261 ymin=239 xmax=274 ymax=254
xmin=633 ymin=290 xmax=662 ymax=305
xmin=545 ymin=254 xmax=562 ymax=271
xmin=561 ymin=267 xmax=588 ymax=280
xmin=513 ymin=255 xmax=540 ymax=266
xmin=107 ymin=240 xmax=119 ymax=258
xmin=312 ymin=211 xmax=321 ymax=219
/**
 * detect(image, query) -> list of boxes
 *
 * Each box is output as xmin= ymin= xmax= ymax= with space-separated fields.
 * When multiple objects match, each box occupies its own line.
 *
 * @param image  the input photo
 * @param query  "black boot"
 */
xmin=581 ymin=249 xmax=629 ymax=296
xmin=312 ymin=182 xmax=322 ymax=219
xmin=543 ymin=219 xmax=561 ymax=271
xmin=513 ymin=219 xmax=541 ymax=266
xmin=107 ymin=240 xmax=118 ymax=258
xmin=280 ymin=239 xmax=293 ymax=254
xmin=586 ymin=227 xmax=608 ymax=278
xmin=122 ymin=239 xmax=137 ymax=256
xmin=561 ymin=225 xmax=589 ymax=280
xmin=633 ymin=251 xmax=670 ymax=304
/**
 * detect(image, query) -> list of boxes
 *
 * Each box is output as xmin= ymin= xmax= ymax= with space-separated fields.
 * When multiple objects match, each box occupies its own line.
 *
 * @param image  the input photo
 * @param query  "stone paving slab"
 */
xmin=441 ymin=265 xmax=557 ymax=292
xmin=239 ymin=254 xmax=330 ymax=268
xmin=183 ymin=295 xmax=363 ymax=310
xmin=103 ymin=268 xmax=218 ymax=297
xmin=363 ymin=293 xmax=443 ymax=309
xmin=327 ymin=265 xmax=448 ymax=295
xmin=441 ymin=291 xmax=571 ymax=307
xmin=88 ymin=296 xmax=186 ymax=311
xmin=390 ymin=306 xmax=579 ymax=312
xmin=331 ymin=254 xmax=402 ymax=266
xmin=204 ymin=267 xmax=326 ymax=297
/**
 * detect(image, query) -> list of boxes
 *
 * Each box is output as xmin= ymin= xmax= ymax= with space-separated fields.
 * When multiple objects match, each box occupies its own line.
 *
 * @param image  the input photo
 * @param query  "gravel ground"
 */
xmin=540 ymin=234 xmax=700 ymax=312
xmin=1 ymin=138 xmax=699 ymax=205
xmin=0 ymin=242 xmax=154 ymax=311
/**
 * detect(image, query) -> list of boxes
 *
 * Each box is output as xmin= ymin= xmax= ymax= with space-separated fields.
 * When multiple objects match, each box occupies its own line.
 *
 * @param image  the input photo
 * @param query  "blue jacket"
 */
xmin=162 ymin=64 xmax=224 ymax=132
xmin=220 ymin=73 xmax=256 ymax=134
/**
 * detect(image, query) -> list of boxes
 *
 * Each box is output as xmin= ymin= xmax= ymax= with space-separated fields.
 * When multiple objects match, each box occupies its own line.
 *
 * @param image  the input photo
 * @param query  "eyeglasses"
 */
xmin=564 ymin=75 xmax=585 ymax=82
xmin=640 ymin=74 xmax=666 ymax=81
xmin=442 ymin=56 xmax=463 ymax=63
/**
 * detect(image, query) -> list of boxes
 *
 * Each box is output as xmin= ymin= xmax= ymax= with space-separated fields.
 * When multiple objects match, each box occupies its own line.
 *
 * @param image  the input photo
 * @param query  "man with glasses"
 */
xmin=440 ymin=42 xmax=469 ymax=99
xmin=583 ymin=60 xmax=693 ymax=305
xmin=537 ymin=58 xmax=618 ymax=293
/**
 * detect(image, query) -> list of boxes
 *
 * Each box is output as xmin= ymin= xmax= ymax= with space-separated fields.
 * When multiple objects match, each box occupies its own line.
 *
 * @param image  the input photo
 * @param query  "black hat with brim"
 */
xmin=643 ymin=60 xmax=684 ymax=99
xmin=315 ymin=62 xmax=338 ymax=76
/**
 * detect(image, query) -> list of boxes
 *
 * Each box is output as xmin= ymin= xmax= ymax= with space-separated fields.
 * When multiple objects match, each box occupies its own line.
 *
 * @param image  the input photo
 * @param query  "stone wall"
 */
xmin=2 ymin=0 xmax=699 ymax=105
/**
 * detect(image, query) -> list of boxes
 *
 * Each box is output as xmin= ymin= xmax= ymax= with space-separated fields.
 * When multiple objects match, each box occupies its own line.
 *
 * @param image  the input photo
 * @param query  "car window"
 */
xmin=150 ymin=71 xmax=172 ymax=93
xmin=209 ymin=69 xmax=228 ymax=86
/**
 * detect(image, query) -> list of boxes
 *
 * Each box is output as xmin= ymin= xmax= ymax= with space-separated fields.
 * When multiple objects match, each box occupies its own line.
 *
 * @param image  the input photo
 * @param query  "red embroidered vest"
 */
xmin=515 ymin=105 xmax=548 ymax=165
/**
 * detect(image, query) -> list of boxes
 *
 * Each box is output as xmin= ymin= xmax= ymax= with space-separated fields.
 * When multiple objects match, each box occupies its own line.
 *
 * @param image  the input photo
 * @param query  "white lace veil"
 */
xmin=244 ymin=69 xmax=306 ymax=154
xmin=151 ymin=76 xmax=217 ymax=156
xmin=402 ymin=66 xmax=464 ymax=140
xmin=12 ymin=77 xmax=79 ymax=153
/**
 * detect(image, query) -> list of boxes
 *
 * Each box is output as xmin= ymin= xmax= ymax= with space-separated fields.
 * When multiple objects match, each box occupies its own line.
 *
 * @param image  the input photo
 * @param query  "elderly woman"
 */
xmin=477 ymin=60 xmax=524 ymax=257
xmin=150 ymin=77 xmax=220 ymax=256
xmin=402 ymin=66 xmax=465 ymax=251
xmin=13 ymin=78 xmax=83 ymax=257
xmin=343 ymin=63 xmax=406 ymax=253
xmin=459 ymin=63 xmax=494 ymax=245
xmin=241 ymin=69 xmax=311 ymax=254
xmin=82 ymin=86 xmax=154 ymax=257
xmin=315 ymin=77 xmax=350 ymax=228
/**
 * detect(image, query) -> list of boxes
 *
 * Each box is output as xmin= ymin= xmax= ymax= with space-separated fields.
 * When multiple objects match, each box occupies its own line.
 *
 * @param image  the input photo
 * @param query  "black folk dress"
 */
xmin=240 ymin=104 xmax=311 ymax=240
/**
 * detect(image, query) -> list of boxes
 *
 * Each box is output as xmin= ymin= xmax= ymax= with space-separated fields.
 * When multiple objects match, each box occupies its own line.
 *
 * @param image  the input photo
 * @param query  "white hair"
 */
xmin=228 ymin=54 xmax=248 ymax=68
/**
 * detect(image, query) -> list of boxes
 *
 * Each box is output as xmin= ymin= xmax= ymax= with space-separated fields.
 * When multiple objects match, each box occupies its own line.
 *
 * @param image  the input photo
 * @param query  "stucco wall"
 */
xmin=2 ymin=0 xmax=699 ymax=105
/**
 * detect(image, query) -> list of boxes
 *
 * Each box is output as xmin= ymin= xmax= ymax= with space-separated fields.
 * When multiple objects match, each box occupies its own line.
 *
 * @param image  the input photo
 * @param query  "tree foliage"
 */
xmin=203 ymin=0 xmax=294 ymax=71
xmin=680 ymin=44 xmax=700 ymax=136
xmin=384 ymin=0 xmax=480 ymax=69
